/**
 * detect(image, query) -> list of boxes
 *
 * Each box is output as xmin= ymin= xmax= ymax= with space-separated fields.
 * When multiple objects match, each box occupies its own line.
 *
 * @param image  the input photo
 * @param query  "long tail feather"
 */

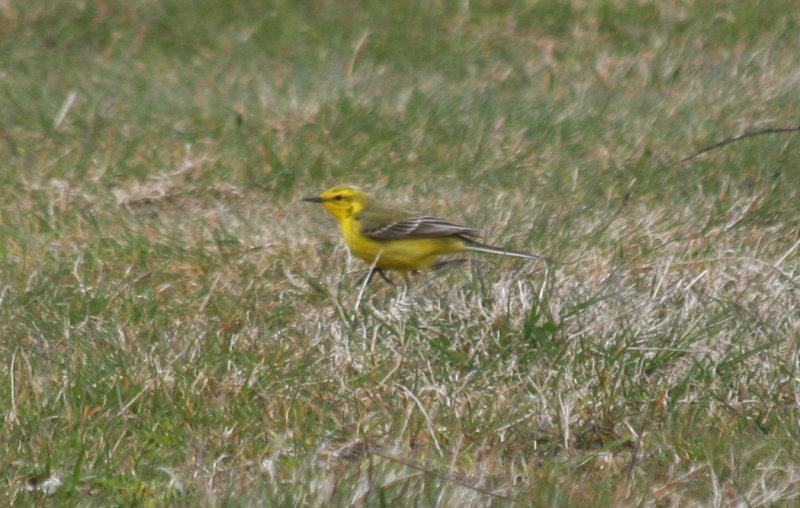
xmin=465 ymin=242 xmax=546 ymax=261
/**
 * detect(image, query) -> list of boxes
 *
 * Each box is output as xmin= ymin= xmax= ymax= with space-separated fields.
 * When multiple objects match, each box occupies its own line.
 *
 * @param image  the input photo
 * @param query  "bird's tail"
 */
xmin=464 ymin=241 xmax=546 ymax=262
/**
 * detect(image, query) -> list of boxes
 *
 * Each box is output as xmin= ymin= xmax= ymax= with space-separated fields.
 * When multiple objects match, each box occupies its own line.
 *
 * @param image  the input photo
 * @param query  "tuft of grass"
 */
xmin=2 ymin=0 xmax=800 ymax=505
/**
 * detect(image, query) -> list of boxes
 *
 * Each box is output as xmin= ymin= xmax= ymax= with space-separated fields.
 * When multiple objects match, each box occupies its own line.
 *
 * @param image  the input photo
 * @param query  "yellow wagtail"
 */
xmin=303 ymin=186 xmax=545 ymax=283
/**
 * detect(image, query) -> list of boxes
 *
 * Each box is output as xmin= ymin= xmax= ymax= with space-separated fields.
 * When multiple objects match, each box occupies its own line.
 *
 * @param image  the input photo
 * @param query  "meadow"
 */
xmin=1 ymin=1 xmax=799 ymax=505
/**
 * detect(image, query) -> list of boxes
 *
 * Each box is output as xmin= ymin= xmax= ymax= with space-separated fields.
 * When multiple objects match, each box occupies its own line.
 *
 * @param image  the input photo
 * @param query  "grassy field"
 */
xmin=2 ymin=0 xmax=799 ymax=505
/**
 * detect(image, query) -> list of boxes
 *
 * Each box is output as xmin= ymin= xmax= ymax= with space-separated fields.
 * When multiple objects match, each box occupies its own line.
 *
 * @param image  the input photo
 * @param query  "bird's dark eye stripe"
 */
xmin=334 ymin=195 xmax=343 ymax=200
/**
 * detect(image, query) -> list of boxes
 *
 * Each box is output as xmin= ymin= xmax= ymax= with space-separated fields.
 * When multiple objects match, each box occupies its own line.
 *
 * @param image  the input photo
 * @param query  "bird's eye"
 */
xmin=334 ymin=195 xmax=343 ymax=201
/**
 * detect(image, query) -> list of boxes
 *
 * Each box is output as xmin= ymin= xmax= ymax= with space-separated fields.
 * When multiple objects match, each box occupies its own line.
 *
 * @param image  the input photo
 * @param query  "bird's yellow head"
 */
xmin=303 ymin=186 xmax=369 ymax=221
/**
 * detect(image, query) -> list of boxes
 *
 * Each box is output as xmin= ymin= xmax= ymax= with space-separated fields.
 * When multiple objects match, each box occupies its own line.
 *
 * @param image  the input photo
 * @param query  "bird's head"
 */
xmin=303 ymin=186 xmax=369 ymax=221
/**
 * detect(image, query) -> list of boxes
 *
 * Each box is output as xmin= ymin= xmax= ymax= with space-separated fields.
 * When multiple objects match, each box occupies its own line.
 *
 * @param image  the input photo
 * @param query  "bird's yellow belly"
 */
xmin=342 ymin=224 xmax=464 ymax=271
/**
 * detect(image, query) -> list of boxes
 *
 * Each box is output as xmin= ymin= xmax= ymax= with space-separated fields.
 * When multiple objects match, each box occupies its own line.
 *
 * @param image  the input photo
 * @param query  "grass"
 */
xmin=2 ymin=0 xmax=799 ymax=505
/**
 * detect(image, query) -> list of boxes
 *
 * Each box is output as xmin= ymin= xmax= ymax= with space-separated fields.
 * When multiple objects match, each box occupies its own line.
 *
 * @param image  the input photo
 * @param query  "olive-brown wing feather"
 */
xmin=362 ymin=214 xmax=481 ymax=241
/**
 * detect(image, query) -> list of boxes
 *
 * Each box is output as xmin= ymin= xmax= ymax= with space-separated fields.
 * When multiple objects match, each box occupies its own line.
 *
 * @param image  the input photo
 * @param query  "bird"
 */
xmin=303 ymin=186 xmax=545 ymax=284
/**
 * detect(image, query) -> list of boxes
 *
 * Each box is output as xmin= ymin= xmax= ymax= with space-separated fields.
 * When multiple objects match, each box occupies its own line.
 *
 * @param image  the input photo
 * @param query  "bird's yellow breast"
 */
xmin=339 ymin=216 xmax=464 ymax=271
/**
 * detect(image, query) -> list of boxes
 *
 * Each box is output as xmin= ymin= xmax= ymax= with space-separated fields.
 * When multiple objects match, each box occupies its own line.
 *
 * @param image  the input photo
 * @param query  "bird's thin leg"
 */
xmin=356 ymin=268 xmax=395 ymax=286
xmin=374 ymin=268 xmax=395 ymax=285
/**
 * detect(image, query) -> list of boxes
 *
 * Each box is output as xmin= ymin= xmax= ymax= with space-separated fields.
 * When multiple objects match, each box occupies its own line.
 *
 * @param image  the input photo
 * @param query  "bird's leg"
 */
xmin=374 ymin=268 xmax=395 ymax=285
xmin=356 ymin=268 xmax=395 ymax=286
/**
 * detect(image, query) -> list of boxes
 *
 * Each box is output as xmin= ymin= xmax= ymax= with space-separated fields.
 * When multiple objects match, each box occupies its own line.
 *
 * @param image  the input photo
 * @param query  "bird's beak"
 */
xmin=303 ymin=195 xmax=324 ymax=203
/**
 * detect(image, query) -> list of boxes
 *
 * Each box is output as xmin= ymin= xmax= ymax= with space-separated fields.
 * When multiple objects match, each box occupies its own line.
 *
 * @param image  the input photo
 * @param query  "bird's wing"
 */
xmin=357 ymin=203 xmax=481 ymax=241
